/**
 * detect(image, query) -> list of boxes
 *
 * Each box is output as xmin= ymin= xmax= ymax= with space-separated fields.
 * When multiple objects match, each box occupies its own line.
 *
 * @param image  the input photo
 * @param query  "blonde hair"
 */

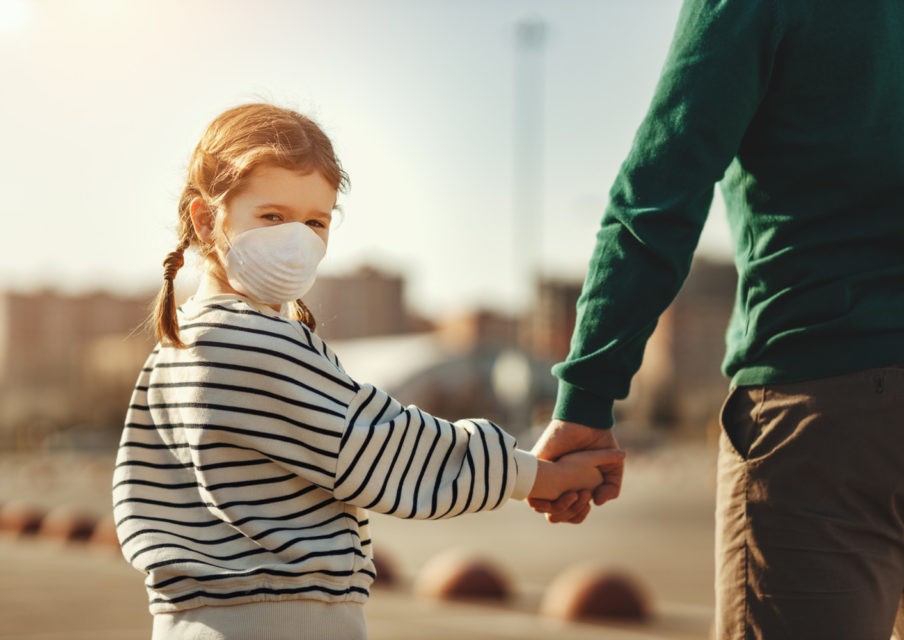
xmin=151 ymin=103 xmax=349 ymax=347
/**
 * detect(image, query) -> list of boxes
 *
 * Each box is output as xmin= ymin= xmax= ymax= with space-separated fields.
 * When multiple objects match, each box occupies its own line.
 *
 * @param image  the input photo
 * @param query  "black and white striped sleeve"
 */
xmin=331 ymin=383 xmax=537 ymax=519
xmin=167 ymin=318 xmax=536 ymax=521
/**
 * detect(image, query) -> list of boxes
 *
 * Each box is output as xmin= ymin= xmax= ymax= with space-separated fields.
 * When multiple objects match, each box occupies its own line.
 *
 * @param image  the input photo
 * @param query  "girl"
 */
xmin=113 ymin=103 xmax=623 ymax=640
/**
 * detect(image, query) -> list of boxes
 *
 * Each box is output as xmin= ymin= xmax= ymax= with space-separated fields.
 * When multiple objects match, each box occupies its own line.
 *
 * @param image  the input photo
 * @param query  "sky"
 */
xmin=0 ymin=0 xmax=733 ymax=316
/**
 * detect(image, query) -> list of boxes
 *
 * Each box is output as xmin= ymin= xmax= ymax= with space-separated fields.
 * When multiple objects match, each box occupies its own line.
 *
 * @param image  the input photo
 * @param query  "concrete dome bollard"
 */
xmin=39 ymin=506 xmax=99 ymax=543
xmin=414 ymin=550 xmax=511 ymax=602
xmin=371 ymin=548 xmax=399 ymax=588
xmin=0 ymin=501 xmax=47 ymax=536
xmin=540 ymin=566 xmax=651 ymax=622
xmin=90 ymin=514 xmax=121 ymax=549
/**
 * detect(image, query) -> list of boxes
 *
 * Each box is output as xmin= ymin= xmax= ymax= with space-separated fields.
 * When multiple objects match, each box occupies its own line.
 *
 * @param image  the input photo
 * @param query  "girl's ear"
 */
xmin=189 ymin=197 xmax=215 ymax=243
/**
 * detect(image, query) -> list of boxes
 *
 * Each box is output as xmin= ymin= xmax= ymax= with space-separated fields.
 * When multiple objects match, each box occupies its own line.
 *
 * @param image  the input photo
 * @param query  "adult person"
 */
xmin=529 ymin=0 xmax=904 ymax=637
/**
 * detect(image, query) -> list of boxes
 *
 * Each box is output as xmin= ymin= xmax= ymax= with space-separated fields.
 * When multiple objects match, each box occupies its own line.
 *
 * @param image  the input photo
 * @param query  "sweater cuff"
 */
xmin=511 ymin=449 xmax=538 ymax=501
xmin=552 ymin=380 xmax=615 ymax=430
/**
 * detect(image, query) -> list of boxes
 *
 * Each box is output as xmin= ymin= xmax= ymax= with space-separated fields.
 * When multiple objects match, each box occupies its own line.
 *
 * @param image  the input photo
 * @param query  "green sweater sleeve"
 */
xmin=553 ymin=0 xmax=786 ymax=429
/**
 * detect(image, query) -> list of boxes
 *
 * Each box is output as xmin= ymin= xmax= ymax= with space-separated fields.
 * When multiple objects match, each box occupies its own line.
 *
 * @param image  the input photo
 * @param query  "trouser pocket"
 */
xmin=718 ymin=386 xmax=761 ymax=462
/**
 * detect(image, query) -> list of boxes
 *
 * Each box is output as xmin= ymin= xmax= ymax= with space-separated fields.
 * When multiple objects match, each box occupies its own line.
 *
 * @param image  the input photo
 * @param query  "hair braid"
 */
xmin=149 ymin=206 xmax=194 ymax=347
xmin=163 ymin=246 xmax=186 ymax=282
xmin=290 ymin=299 xmax=317 ymax=332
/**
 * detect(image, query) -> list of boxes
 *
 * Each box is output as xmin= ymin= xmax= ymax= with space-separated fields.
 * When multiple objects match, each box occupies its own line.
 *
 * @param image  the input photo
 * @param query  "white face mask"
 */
xmin=222 ymin=222 xmax=327 ymax=305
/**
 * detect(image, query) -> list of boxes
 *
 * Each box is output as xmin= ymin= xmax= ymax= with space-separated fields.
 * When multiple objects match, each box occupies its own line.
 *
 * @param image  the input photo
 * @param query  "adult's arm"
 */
xmin=553 ymin=0 xmax=787 ymax=429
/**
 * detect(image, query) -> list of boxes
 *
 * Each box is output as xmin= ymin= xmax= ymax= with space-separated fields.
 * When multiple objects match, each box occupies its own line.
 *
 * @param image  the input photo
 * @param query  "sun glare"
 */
xmin=0 ymin=0 xmax=30 ymax=32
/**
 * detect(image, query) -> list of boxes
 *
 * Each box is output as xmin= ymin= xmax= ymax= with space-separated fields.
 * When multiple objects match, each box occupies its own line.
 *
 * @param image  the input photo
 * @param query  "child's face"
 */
xmin=221 ymin=164 xmax=337 ymax=246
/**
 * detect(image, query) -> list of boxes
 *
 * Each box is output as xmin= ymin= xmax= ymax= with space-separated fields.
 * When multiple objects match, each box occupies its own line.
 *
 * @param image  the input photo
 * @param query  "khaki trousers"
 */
xmin=715 ymin=365 xmax=904 ymax=640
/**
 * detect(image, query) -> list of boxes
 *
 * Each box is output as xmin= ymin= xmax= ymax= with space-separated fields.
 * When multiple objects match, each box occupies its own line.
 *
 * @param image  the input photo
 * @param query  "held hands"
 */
xmin=528 ymin=420 xmax=625 ymax=524
xmin=528 ymin=448 xmax=626 ymax=502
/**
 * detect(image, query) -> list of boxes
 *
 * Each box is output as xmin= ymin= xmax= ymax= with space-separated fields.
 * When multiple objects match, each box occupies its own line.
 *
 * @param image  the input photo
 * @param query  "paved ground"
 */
xmin=0 ymin=437 xmax=717 ymax=639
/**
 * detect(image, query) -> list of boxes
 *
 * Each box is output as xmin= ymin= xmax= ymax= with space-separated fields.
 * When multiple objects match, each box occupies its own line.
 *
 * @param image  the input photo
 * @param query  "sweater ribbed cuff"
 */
xmin=552 ymin=380 xmax=615 ymax=430
xmin=511 ymin=449 xmax=538 ymax=501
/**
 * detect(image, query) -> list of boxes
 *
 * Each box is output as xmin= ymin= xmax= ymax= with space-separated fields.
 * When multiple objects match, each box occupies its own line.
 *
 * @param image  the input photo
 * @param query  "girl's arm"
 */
xmin=175 ymin=315 xmax=599 ymax=519
xmin=332 ymin=383 xmax=537 ymax=519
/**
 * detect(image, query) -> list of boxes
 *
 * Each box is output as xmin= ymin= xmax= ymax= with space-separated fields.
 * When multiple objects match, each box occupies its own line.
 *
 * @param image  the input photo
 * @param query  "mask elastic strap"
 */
xmin=212 ymin=204 xmax=243 ymax=266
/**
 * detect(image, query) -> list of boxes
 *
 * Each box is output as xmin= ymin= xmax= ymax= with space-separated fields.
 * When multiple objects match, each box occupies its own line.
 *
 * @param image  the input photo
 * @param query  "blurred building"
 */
xmin=522 ymin=277 xmax=581 ymax=361
xmin=0 ymin=258 xmax=737 ymax=449
xmin=626 ymin=258 xmax=736 ymax=430
xmin=306 ymin=266 xmax=429 ymax=340
xmin=0 ymin=290 xmax=155 ymax=448
xmin=437 ymin=309 xmax=518 ymax=353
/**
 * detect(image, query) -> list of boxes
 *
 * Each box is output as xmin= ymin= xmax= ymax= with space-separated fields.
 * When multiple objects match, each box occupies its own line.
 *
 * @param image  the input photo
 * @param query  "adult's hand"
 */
xmin=528 ymin=419 xmax=624 ymax=523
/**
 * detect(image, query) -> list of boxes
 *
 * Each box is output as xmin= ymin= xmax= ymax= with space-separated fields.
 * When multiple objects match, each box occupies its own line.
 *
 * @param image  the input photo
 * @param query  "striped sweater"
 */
xmin=113 ymin=295 xmax=537 ymax=614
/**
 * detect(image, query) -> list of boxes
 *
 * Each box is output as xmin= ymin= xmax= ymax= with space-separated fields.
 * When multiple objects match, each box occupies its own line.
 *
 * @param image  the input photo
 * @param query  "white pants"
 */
xmin=151 ymin=600 xmax=366 ymax=640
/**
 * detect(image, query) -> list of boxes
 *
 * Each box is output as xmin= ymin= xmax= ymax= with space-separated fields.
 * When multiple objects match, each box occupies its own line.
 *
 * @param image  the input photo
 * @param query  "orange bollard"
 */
xmin=90 ymin=514 xmax=121 ymax=550
xmin=39 ymin=506 xmax=99 ymax=543
xmin=371 ymin=548 xmax=399 ymax=589
xmin=414 ymin=550 xmax=511 ymax=602
xmin=0 ymin=501 xmax=47 ymax=536
xmin=540 ymin=566 xmax=651 ymax=622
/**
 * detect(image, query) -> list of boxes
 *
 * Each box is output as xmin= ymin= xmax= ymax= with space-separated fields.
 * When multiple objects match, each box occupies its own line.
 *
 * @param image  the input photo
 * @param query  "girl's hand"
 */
xmin=528 ymin=448 xmax=626 ymax=502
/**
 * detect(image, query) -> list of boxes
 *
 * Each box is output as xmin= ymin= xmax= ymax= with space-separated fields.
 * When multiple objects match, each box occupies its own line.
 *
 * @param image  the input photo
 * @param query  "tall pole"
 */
xmin=506 ymin=19 xmax=547 ymax=433
xmin=513 ymin=18 xmax=547 ymax=312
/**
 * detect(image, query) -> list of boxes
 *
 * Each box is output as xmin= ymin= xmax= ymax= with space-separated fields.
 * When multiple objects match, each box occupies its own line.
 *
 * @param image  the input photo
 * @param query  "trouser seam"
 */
xmin=743 ymin=463 xmax=750 ymax=640
xmin=742 ymin=387 xmax=765 ymax=640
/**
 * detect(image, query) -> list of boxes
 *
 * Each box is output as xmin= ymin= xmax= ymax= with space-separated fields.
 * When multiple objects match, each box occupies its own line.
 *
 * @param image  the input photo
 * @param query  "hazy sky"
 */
xmin=0 ymin=0 xmax=732 ymax=315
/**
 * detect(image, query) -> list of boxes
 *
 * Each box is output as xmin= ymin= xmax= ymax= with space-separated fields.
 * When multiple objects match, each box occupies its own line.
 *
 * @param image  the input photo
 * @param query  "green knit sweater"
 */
xmin=553 ymin=0 xmax=904 ymax=429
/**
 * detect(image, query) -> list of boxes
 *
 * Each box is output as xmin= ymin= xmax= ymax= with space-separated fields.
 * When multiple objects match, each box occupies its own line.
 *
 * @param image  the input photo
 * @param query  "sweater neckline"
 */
xmin=181 ymin=294 xmax=286 ymax=319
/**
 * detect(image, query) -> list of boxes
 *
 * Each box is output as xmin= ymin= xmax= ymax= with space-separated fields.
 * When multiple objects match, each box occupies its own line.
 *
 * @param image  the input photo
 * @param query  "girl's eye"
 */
xmin=261 ymin=213 xmax=283 ymax=222
xmin=306 ymin=220 xmax=325 ymax=229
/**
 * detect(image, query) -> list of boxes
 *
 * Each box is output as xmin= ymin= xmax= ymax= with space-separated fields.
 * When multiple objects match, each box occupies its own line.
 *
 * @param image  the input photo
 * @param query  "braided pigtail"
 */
xmin=150 ymin=237 xmax=191 ymax=348
xmin=289 ymin=298 xmax=317 ymax=332
xmin=148 ymin=187 xmax=199 ymax=348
